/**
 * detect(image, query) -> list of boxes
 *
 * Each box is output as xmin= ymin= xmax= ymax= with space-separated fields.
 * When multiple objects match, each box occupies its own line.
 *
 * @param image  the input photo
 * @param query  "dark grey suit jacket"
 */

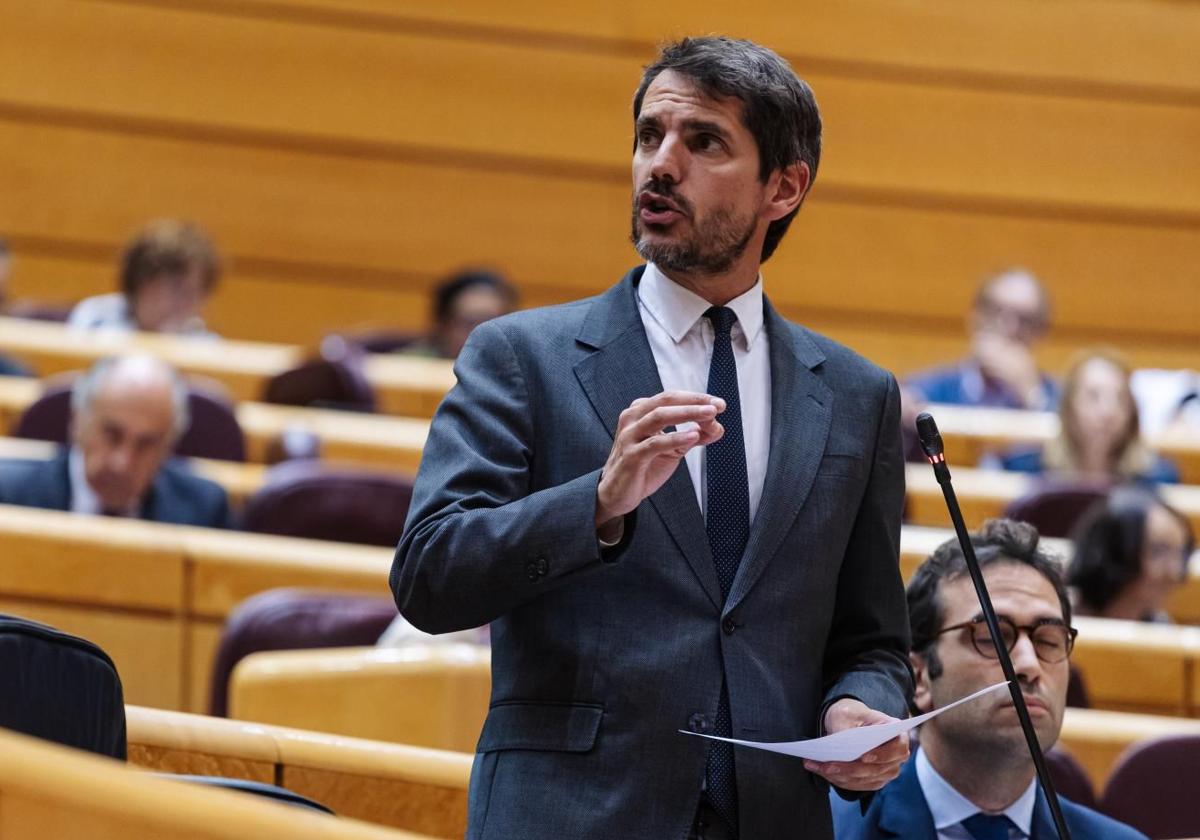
xmin=0 ymin=449 xmax=232 ymax=528
xmin=392 ymin=267 xmax=912 ymax=840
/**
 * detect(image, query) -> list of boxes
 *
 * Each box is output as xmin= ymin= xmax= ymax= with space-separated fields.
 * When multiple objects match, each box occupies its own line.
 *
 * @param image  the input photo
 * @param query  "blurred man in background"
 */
xmin=0 ymin=355 xmax=231 ymax=527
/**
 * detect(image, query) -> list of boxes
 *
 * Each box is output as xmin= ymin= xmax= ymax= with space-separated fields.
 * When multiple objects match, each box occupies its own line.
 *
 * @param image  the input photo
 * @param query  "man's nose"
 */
xmin=107 ymin=445 xmax=134 ymax=473
xmin=1009 ymin=632 xmax=1042 ymax=681
xmin=649 ymin=135 xmax=685 ymax=184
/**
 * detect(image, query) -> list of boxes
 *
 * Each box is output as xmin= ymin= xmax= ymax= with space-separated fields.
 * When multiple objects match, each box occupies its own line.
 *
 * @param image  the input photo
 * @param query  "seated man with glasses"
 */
xmin=904 ymin=268 xmax=1058 ymax=412
xmin=833 ymin=518 xmax=1145 ymax=840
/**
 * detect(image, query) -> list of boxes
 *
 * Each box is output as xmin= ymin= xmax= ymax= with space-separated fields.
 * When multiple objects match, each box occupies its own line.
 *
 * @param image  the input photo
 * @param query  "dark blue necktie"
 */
xmin=702 ymin=305 xmax=749 ymax=837
xmin=961 ymin=812 xmax=1016 ymax=840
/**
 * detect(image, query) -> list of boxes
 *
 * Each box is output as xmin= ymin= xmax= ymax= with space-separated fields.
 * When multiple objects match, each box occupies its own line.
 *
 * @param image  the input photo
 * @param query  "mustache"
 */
xmin=634 ymin=178 xmax=692 ymax=217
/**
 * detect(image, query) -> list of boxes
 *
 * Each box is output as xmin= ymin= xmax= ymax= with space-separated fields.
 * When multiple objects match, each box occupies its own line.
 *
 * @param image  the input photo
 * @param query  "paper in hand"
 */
xmin=680 ymin=680 xmax=1009 ymax=763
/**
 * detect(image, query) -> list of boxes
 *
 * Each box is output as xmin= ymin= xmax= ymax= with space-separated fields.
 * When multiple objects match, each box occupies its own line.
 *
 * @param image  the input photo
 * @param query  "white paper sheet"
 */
xmin=680 ymin=680 xmax=1009 ymax=763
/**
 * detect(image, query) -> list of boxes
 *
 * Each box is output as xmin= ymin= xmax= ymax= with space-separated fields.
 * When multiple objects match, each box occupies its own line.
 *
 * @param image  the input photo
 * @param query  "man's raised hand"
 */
xmin=595 ymin=391 xmax=725 ymax=532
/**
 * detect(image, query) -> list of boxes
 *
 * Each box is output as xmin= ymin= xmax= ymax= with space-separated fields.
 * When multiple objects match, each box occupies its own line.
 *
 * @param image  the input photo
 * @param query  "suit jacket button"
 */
xmin=688 ymin=713 xmax=710 ymax=733
xmin=722 ymin=617 xmax=738 ymax=635
xmin=536 ymin=556 xmax=548 ymax=576
xmin=525 ymin=561 xmax=539 ymax=581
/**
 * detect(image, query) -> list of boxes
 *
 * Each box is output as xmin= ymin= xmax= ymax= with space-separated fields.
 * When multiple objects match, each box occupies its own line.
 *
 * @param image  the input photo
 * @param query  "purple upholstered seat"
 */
xmin=240 ymin=459 xmax=414 ymax=546
xmin=1100 ymin=734 xmax=1200 ymax=838
xmin=14 ymin=375 xmax=246 ymax=462
xmin=261 ymin=353 xmax=376 ymax=413
xmin=1044 ymin=747 xmax=1096 ymax=811
xmin=208 ymin=588 xmax=397 ymax=716
xmin=323 ymin=330 xmax=424 ymax=356
xmin=1003 ymin=481 xmax=1111 ymax=539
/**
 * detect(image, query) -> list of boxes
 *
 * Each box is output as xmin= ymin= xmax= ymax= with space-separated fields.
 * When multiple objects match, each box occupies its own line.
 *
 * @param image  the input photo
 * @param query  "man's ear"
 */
xmin=910 ymin=650 xmax=934 ymax=714
xmin=763 ymin=161 xmax=810 ymax=222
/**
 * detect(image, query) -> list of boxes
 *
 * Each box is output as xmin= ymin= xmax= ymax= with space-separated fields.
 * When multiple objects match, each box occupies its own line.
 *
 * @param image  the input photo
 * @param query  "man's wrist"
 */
xmin=597 ymin=516 xmax=624 ymax=546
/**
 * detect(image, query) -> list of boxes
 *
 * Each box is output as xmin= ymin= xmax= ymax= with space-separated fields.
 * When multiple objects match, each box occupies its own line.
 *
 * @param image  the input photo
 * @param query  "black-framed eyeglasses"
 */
xmin=934 ymin=616 xmax=1078 ymax=663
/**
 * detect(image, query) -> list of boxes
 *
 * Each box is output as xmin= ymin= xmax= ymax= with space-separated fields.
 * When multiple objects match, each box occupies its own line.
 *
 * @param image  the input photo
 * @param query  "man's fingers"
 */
xmin=627 ymin=404 xmax=721 ymax=440
xmin=617 ymin=392 xmax=725 ymax=430
xmin=631 ymin=428 xmax=701 ymax=458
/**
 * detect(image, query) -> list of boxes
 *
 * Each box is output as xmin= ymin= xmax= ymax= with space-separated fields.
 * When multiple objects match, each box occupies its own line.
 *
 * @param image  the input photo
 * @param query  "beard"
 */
xmin=630 ymin=180 xmax=758 ymax=276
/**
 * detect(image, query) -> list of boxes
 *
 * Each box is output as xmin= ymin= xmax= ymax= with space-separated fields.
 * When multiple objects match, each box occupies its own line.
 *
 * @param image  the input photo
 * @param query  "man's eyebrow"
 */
xmin=681 ymin=119 xmax=732 ymax=139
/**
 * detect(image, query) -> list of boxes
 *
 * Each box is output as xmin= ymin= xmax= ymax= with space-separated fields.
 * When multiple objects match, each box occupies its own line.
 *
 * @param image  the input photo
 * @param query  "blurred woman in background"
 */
xmin=998 ymin=347 xmax=1179 ymax=484
xmin=1069 ymin=486 xmax=1194 ymax=622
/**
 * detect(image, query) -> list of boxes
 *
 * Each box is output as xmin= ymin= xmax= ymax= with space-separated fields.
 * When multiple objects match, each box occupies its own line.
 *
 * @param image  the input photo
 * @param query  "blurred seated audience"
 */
xmin=906 ymin=268 xmax=1058 ymax=411
xmin=397 ymin=268 xmax=517 ymax=359
xmin=991 ymin=348 xmax=1179 ymax=484
xmin=1069 ymin=486 xmax=1194 ymax=623
xmin=0 ymin=355 xmax=231 ymax=526
xmin=67 ymin=219 xmax=221 ymax=335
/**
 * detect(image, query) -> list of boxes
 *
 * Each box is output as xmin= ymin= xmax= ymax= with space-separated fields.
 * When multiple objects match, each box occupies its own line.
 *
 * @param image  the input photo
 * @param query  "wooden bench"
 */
xmin=0 ymin=726 xmax=431 ymax=840
xmin=229 ymin=644 xmax=491 ymax=754
xmin=0 ymin=504 xmax=393 ymax=712
xmin=0 ymin=317 xmax=455 ymax=419
xmin=126 ymin=705 xmax=471 ymax=838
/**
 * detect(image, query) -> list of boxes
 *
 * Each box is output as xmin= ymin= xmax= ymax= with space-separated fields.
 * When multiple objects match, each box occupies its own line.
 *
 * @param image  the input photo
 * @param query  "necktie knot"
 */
xmin=961 ymin=811 xmax=1015 ymax=840
xmin=704 ymin=306 xmax=737 ymax=337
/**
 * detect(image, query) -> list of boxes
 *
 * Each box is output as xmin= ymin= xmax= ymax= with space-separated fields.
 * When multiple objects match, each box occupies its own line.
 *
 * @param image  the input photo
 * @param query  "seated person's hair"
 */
xmin=1068 ymin=486 xmax=1194 ymax=616
xmin=907 ymin=518 xmax=1070 ymax=680
xmin=120 ymin=220 xmax=221 ymax=300
xmin=432 ymin=269 xmax=516 ymax=324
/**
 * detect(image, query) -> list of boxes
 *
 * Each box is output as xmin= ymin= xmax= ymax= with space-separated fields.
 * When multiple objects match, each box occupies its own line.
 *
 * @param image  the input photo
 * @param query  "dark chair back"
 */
xmin=241 ymin=460 xmax=414 ymax=546
xmin=1003 ymin=481 xmax=1111 ymax=539
xmin=14 ymin=377 xmax=246 ymax=462
xmin=208 ymin=588 xmax=397 ymax=716
xmin=1067 ymin=665 xmax=1090 ymax=709
xmin=261 ymin=357 xmax=376 ymax=412
xmin=0 ymin=614 xmax=126 ymax=759
xmin=1044 ymin=747 xmax=1096 ymax=810
xmin=1100 ymin=734 xmax=1200 ymax=838
xmin=163 ymin=775 xmax=334 ymax=814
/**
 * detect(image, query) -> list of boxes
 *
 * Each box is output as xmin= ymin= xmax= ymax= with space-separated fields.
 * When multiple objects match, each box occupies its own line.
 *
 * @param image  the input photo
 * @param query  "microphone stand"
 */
xmin=915 ymin=412 xmax=1071 ymax=840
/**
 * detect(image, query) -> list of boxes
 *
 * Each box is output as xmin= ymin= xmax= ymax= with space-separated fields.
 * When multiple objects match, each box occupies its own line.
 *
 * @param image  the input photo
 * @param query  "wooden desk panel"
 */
xmin=0 ymin=505 xmax=184 ymax=611
xmin=1071 ymin=617 xmax=1200 ymax=716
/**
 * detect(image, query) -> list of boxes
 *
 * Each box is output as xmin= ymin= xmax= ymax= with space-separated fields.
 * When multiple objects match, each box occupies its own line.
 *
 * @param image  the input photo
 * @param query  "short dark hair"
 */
xmin=907 ymin=519 xmax=1071 ymax=679
xmin=1069 ymin=486 xmax=1194 ymax=613
xmin=120 ymin=220 xmax=221 ymax=299
xmin=632 ymin=37 xmax=821 ymax=263
xmin=432 ymin=269 xmax=516 ymax=324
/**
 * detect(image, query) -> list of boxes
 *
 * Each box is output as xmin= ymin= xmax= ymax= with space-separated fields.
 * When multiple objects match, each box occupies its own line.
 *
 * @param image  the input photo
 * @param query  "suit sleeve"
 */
xmin=821 ymin=372 xmax=914 ymax=721
xmin=391 ymin=320 xmax=630 ymax=634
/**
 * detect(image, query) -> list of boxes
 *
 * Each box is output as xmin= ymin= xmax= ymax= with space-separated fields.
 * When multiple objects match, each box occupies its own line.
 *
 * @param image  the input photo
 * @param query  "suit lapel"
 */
xmin=574 ymin=268 xmax=722 ymax=609
xmin=725 ymin=299 xmax=831 ymax=614
xmin=1030 ymin=788 xmax=1059 ymax=840
xmin=876 ymin=757 xmax=938 ymax=838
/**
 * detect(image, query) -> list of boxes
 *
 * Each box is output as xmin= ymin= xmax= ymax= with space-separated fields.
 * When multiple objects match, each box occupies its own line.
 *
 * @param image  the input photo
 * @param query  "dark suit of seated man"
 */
xmin=832 ymin=519 xmax=1145 ymax=840
xmin=0 ymin=355 xmax=231 ymax=528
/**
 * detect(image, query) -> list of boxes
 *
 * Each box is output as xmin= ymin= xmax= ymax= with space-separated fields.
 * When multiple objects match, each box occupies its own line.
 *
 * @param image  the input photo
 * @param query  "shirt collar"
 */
xmin=916 ymin=746 xmax=1035 ymax=837
xmin=638 ymin=262 xmax=765 ymax=349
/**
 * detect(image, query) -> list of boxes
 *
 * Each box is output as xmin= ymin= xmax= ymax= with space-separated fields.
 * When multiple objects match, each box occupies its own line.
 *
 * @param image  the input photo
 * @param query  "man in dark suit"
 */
xmin=0 ymin=355 xmax=230 ymax=527
xmin=392 ymin=37 xmax=912 ymax=839
xmin=832 ymin=519 xmax=1146 ymax=840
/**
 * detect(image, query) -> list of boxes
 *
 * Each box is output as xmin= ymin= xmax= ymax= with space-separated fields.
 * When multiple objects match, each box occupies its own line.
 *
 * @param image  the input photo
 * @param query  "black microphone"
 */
xmin=914 ymin=413 xmax=1071 ymax=840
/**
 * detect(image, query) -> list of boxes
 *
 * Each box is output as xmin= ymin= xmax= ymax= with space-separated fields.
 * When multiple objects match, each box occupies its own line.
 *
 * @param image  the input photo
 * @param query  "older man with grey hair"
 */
xmin=0 ymin=355 xmax=231 ymax=527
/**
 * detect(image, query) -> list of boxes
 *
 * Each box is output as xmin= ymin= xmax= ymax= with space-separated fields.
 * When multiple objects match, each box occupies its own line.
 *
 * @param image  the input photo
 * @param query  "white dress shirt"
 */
xmin=636 ymin=263 xmax=771 ymax=524
xmin=916 ymin=747 xmax=1036 ymax=840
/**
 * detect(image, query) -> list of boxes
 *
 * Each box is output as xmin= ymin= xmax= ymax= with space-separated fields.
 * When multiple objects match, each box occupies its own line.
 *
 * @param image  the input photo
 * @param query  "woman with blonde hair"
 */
xmin=997 ymin=347 xmax=1179 ymax=484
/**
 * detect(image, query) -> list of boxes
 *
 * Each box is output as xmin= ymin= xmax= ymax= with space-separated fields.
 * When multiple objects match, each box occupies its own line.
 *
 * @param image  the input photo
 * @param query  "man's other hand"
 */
xmin=595 ymin=391 xmax=725 ymax=530
xmin=803 ymin=698 xmax=910 ymax=791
